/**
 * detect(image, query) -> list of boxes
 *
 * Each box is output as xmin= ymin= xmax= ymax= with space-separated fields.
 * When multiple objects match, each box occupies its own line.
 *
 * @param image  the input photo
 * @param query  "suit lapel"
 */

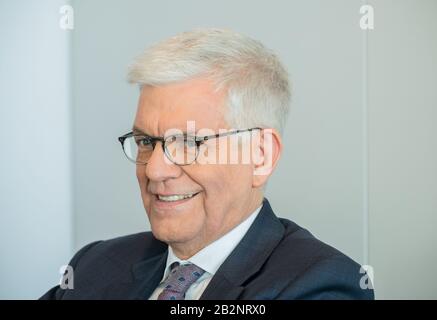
xmin=102 ymin=248 xmax=168 ymax=300
xmin=200 ymin=198 xmax=285 ymax=300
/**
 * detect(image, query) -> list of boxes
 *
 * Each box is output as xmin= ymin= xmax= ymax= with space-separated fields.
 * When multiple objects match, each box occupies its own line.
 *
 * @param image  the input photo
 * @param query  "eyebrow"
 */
xmin=132 ymin=126 xmax=149 ymax=135
xmin=132 ymin=126 xmax=191 ymax=138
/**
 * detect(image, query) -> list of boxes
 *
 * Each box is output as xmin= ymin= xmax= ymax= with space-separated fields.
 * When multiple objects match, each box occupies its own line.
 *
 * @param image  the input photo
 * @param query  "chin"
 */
xmin=152 ymin=230 xmax=194 ymax=245
xmin=150 ymin=220 xmax=200 ymax=244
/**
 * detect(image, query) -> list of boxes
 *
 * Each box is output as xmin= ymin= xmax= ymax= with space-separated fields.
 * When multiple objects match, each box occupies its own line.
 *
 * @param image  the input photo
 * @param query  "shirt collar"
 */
xmin=160 ymin=204 xmax=262 ymax=282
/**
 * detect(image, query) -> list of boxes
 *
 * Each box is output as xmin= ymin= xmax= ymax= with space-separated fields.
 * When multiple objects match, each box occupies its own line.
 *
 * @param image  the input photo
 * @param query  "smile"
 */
xmin=156 ymin=192 xmax=200 ymax=202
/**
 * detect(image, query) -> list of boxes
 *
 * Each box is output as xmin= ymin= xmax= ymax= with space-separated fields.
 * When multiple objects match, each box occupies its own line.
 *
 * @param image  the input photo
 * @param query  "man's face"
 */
xmin=133 ymin=78 xmax=261 ymax=256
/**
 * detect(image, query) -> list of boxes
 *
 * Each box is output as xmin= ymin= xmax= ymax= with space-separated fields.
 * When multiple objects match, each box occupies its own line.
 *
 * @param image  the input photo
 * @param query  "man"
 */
xmin=41 ymin=28 xmax=374 ymax=300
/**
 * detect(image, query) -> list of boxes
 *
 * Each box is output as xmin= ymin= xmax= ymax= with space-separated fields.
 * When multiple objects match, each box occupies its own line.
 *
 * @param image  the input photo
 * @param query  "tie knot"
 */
xmin=158 ymin=262 xmax=206 ymax=300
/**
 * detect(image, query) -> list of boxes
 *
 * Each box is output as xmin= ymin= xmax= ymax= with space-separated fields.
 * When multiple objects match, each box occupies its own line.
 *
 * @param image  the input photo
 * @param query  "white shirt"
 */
xmin=148 ymin=205 xmax=262 ymax=300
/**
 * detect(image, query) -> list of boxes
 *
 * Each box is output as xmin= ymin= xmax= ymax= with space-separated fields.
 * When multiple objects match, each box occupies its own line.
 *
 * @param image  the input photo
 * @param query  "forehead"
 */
xmin=133 ymin=78 xmax=228 ymax=135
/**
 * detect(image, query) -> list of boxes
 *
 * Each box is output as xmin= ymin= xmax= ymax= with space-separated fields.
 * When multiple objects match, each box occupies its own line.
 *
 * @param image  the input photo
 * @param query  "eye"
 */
xmin=135 ymin=136 xmax=152 ymax=147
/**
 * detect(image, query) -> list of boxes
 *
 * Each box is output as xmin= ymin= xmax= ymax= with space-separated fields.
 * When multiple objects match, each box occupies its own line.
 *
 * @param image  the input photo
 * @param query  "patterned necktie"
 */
xmin=157 ymin=262 xmax=205 ymax=300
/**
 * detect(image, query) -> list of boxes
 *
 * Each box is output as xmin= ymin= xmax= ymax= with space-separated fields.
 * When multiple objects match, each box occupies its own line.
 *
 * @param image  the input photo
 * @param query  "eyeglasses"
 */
xmin=118 ymin=127 xmax=262 ymax=166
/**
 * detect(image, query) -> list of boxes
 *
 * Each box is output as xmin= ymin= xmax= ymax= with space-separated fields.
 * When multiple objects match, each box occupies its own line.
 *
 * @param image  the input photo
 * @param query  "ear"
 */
xmin=252 ymin=128 xmax=282 ymax=188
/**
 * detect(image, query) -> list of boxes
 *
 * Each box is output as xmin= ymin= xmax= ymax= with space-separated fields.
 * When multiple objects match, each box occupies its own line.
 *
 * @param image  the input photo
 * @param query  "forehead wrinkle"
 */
xmin=136 ymin=80 xmax=230 ymax=136
xmin=136 ymin=106 xmax=228 ymax=138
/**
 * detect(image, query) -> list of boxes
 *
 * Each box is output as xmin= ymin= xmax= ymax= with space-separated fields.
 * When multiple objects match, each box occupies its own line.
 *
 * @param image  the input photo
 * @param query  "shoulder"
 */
xmin=77 ymin=231 xmax=166 ymax=264
xmin=275 ymin=217 xmax=348 ymax=264
xmin=39 ymin=232 xmax=166 ymax=300
xmin=70 ymin=231 xmax=167 ymax=275
xmin=264 ymin=217 xmax=374 ymax=299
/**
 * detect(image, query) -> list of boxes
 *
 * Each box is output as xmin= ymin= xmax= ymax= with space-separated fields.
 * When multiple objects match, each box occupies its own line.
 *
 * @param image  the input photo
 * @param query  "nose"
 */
xmin=145 ymin=141 xmax=181 ymax=182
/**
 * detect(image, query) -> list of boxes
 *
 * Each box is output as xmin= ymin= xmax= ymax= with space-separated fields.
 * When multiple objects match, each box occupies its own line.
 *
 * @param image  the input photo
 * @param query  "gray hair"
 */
xmin=127 ymin=28 xmax=291 ymax=134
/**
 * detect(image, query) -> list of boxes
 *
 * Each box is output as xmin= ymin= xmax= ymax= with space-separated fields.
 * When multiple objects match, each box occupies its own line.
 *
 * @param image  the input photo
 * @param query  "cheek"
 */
xmin=221 ymin=165 xmax=254 ymax=204
xmin=185 ymin=166 xmax=223 ymax=195
xmin=193 ymin=165 xmax=252 ymax=206
xmin=220 ymin=165 xmax=252 ymax=189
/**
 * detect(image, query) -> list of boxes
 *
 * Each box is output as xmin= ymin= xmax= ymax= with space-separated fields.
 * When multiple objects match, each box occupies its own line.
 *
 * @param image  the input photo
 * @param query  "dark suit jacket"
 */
xmin=40 ymin=198 xmax=374 ymax=300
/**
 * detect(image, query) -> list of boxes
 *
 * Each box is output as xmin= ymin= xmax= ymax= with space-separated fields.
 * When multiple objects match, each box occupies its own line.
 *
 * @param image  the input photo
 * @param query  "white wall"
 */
xmin=368 ymin=0 xmax=437 ymax=299
xmin=0 ymin=0 xmax=72 ymax=299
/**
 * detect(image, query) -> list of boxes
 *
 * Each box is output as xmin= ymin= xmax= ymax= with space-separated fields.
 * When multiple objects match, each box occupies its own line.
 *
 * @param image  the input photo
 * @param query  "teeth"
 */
xmin=158 ymin=193 xmax=196 ymax=202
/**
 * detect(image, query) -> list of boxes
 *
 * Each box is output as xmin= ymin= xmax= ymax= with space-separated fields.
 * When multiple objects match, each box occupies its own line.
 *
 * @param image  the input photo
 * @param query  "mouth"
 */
xmin=152 ymin=191 xmax=201 ymax=209
xmin=156 ymin=192 xmax=199 ymax=202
